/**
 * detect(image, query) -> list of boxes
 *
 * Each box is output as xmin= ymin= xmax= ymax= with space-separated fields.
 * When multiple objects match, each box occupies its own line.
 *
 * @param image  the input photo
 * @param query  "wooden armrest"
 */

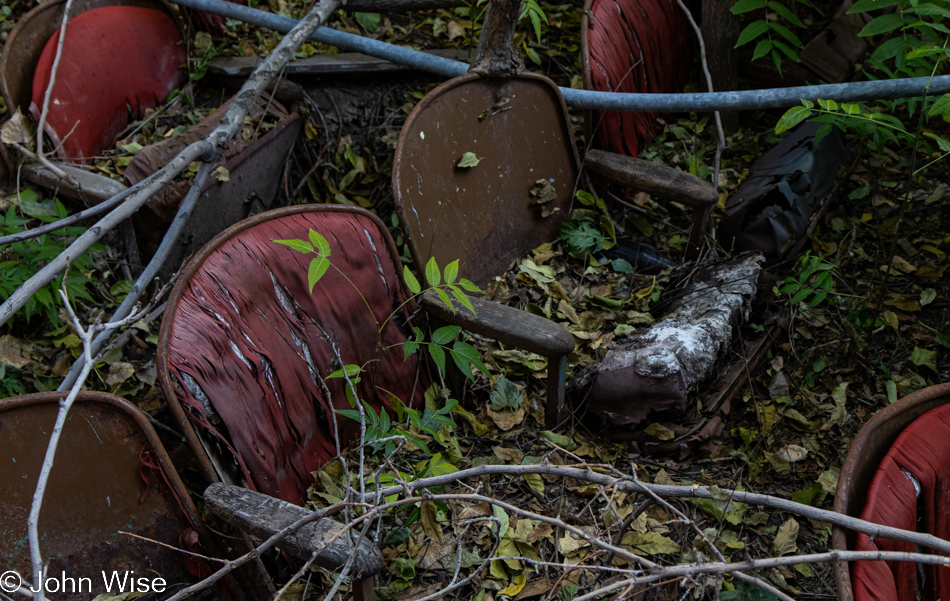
xmin=204 ymin=483 xmax=383 ymax=578
xmin=421 ymin=290 xmax=574 ymax=358
xmin=584 ymin=149 xmax=718 ymax=207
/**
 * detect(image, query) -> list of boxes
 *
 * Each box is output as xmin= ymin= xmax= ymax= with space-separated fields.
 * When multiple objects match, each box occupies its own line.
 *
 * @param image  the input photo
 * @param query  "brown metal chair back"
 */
xmin=392 ymin=73 xmax=580 ymax=288
xmin=0 ymin=391 xmax=236 ymax=600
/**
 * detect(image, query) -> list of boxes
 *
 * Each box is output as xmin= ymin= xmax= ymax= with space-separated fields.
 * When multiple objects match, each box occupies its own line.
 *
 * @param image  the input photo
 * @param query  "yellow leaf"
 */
xmin=500 ymin=574 xmax=526 ymax=598
xmin=773 ymin=517 xmax=799 ymax=556
xmin=420 ymin=500 xmax=443 ymax=543
xmin=643 ymin=423 xmax=675 ymax=440
xmin=884 ymin=294 xmax=921 ymax=312
xmin=621 ymin=531 xmax=680 ymax=554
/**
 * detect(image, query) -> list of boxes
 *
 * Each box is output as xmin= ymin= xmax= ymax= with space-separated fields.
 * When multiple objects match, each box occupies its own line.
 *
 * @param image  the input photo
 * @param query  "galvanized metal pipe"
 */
xmin=172 ymin=0 xmax=950 ymax=112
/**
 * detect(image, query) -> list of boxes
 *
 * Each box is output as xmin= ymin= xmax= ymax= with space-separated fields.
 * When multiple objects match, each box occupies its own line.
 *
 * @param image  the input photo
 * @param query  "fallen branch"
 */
xmin=367 ymin=462 xmax=950 ymax=556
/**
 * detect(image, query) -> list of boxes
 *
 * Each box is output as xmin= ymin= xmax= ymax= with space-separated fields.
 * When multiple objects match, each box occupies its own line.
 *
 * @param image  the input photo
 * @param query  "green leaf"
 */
xmin=906 ymin=4 xmax=950 ymax=18
xmin=448 ymin=285 xmax=477 ymax=316
xmin=817 ymin=99 xmax=838 ymax=111
xmin=735 ymin=20 xmax=769 ymax=47
xmin=789 ymin=288 xmax=813 ymax=304
xmin=327 ymin=364 xmax=362 ymax=379
xmin=841 ymin=103 xmax=861 ymax=115
xmin=858 ymin=14 xmax=907 ymax=37
xmin=731 ymin=0 xmax=766 ymax=14
xmin=936 ymin=324 xmax=950 ymax=350
xmin=309 ymin=229 xmax=331 ymax=256
xmin=354 ymin=11 xmax=381 ymax=32
xmin=768 ymin=1 xmax=803 ymax=27
xmin=490 ymin=376 xmax=523 ymax=411
xmin=928 ymin=94 xmax=950 ymax=117
xmin=457 ymin=152 xmax=482 ymax=168
xmin=558 ymin=220 xmax=604 ymax=255
xmin=775 ymin=105 xmax=811 ymax=134
xmin=848 ymin=0 xmax=900 ymax=13
xmin=308 ymin=256 xmax=330 ymax=292
xmin=452 ymin=341 xmax=490 ymax=378
xmin=575 ymin=190 xmax=596 ymax=206
xmin=772 ymin=39 xmax=802 ymax=62
xmin=769 ymin=22 xmax=803 ymax=48
xmin=428 ymin=344 xmax=447 ymax=374
xmin=403 ymin=265 xmax=421 ymax=294
xmin=459 ymin=278 xmax=482 ymax=293
xmin=273 ymin=238 xmax=313 ymax=253
xmin=909 ymin=346 xmax=938 ymax=372
xmin=431 ymin=325 xmax=462 ymax=345
xmin=425 ymin=257 xmax=441 ymax=287
xmin=752 ymin=39 xmax=773 ymax=61
xmin=906 ymin=44 xmax=943 ymax=60
xmin=443 ymin=259 xmax=459 ymax=285
xmin=436 ymin=288 xmax=454 ymax=313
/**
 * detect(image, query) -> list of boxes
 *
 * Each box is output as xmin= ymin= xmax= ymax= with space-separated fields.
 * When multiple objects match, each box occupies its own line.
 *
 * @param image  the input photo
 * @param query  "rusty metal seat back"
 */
xmin=833 ymin=383 xmax=950 ymax=601
xmin=0 ymin=392 xmax=210 ymax=600
xmin=158 ymin=206 xmax=427 ymax=506
xmin=0 ymin=0 xmax=183 ymax=116
xmin=392 ymin=73 xmax=580 ymax=288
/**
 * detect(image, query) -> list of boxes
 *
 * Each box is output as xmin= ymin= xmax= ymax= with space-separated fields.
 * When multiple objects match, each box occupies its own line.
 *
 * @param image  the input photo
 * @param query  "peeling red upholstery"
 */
xmin=165 ymin=210 xmax=426 ymax=505
xmin=586 ymin=0 xmax=691 ymax=156
xmin=852 ymin=403 xmax=950 ymax=601
xmin=30 ymin=6 xmax=185 ymax=163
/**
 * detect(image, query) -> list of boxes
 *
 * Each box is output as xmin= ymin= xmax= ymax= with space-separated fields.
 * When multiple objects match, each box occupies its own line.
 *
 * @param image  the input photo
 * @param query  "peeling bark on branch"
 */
xmin=577 ymin=253 xmax=764 ymax=427
xmin=468 ymin=0 xmax=524 ymax=77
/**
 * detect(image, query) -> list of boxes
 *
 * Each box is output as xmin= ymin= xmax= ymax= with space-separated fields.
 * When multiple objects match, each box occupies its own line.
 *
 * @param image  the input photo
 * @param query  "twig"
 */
xmin=675 ymin=0 xmax=725 ymax=188
xmin=35 ymin=0 xmax=75 ymax=159
xmin=27 ymin=278 xmax=151 ymax=601
xmin=118 ymin=531 xmax=227 ymax=563
xmin=367 ymin=462 xmax=950 ymax=555
xmin=0 ymin=180 xmax=142 ymax=246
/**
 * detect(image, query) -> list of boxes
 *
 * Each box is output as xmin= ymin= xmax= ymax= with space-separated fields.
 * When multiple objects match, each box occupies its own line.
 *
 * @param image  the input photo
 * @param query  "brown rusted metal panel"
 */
xmin=832 ymin=383 xmax=950 ymax=601
xmin=0 ymin=392 xmax=202 ymax=601
xmin=392 ymin=73 xmax=580 ymax=288
xmin=0 ymin=0 xmax=184 ymax=116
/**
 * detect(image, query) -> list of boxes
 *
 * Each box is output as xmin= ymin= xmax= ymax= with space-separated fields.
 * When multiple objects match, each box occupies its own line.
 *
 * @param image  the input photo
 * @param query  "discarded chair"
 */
xmin=0 ymin=0 xmax=301 ymax=276
xmin=833 ymin=383 xmax=950 ymax=601
xmin=580 ymin=0 xmax=692 ymax=158
xmin=157 ymin=205 xmax=571 ymax=592
xmin=392 ymin=72 xmax=718 ymax=427
xmin=0 ymin=391 xmax=254 ymax=600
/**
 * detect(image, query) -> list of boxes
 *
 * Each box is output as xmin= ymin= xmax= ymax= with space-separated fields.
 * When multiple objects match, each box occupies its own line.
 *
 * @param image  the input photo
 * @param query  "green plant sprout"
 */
xmin=273 ymin=228 xmax=489 ymax=465
xmin=731 ymin=0 xmax=810 ymax=73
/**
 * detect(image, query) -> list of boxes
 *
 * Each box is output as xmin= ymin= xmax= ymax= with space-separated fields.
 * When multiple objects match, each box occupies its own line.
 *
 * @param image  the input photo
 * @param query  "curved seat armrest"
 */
xmin=422 ymin=290 xmax=573 ymax=429
xmin=421 ymin=290 xmax=575 ymax=358
xmin=584 ymin=149 xmax=718 ymax=207
xmin=585 ymin=149 xmax=717 ymax=259
xmin=204 ymin=483 xmax=383 ymax=579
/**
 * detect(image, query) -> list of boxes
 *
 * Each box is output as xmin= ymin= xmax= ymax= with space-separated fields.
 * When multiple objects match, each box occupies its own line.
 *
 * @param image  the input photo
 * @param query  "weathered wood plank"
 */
xmin=204 ymin=483 xmax=383 ymax=578
xmin=210 ymin=49 xmax=473 ymax=77
xmin=421 ymin=290 xmax=575 ymax=358
xmin=584 ymin=149 xmax=718 ymax=207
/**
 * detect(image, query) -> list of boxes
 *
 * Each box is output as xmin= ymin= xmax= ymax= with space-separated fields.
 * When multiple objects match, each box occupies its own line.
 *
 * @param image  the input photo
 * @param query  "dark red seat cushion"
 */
xmin=586 ymin=0 xmax=691 ymax=157
xmin=852 ymin=403 xmax=950 ymax=601
xmin=30 ymin=6 xmax=185 ymax=163
xmin=165 ymin=210 xmax=426 ymax=504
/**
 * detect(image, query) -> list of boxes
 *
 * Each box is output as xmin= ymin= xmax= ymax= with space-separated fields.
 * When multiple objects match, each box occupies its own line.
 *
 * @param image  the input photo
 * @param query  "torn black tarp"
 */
xmin=718 ymin=122 xmax=849 ymax=263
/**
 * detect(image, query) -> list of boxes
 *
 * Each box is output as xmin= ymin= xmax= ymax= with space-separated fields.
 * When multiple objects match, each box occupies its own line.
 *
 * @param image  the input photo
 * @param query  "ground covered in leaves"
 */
xmin=1 ymin=0 xmax=950 ymax=599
